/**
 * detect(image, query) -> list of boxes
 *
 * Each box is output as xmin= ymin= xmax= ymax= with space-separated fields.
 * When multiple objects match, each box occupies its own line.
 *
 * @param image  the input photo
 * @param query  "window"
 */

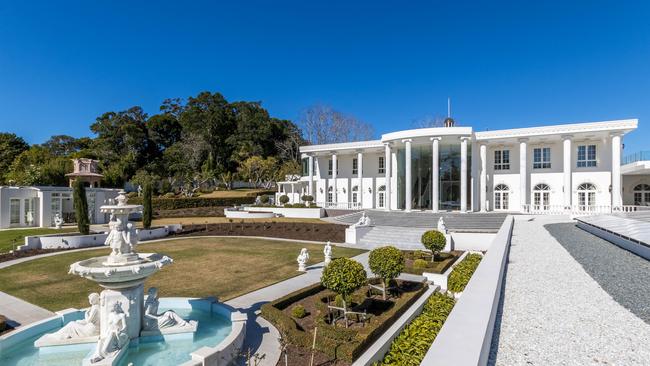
xmin=352 ymin=185 xmax=358 ymax=203
xmin=494 ymin=184 xmax=509 ymax=210
xmin=301 ymin=158 xmax=309 ymax=176
xmin=328 ymin=159 xmax=338 ymax=176
xmin=24 ymin=198 xmax=35 ymax=226
xmin=378 ymin=156 xmax=385 ymax=174
xmin=577 ymin=145 xmax=597 ymax=168
xmin=533 ymin=147 xmax=551 ymax=169
xmin=10 ymin=199 xmax=20 ymax=225
xmin=377 ymin=185 xmax=386 ymax=208
xmin=352 ymin=158 xmax=358 ymax=175
xmin=577 ymin=183 xmax=596 ymax=209
xmin=532 ymin=183 xmax=550 ymax=210
xmin=327 ymin=186 xmax=333 ymax=204
xmin=494 ymin=150 xmax=510 ymax=170
xmin=633 ymin=184 xmax=650 ymax=206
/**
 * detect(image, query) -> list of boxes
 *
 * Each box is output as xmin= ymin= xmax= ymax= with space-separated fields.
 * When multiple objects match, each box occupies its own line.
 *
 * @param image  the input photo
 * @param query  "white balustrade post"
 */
xmin=431 ymin=137 xmax=440 ymax=212
xmin=563 ymin=136 xmax=572 ymax=209
xmin=480 ymin=144 xmax=487 ymax=212
xmin=519 ymin=139 xmax=528 ymax=211
xmin=384 ymin=143 xmax=392 ymax=211
xmin=460 ymin=137 xmax=469 ymax=212
xmin=357 ymin=151 xmax=363 ymax=209
xmin=612 ymin=134 xmax=622 ymax=208
xmin=404 ymin=139 xmax=412 ymax=212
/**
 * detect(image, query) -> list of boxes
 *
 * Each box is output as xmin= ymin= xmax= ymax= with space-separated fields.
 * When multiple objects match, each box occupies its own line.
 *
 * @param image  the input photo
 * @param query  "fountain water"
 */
xmin=34 ymin=191 xmax=196 ymax=365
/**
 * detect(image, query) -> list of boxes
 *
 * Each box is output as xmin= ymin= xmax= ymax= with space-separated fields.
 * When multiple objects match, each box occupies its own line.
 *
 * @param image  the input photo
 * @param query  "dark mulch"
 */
xmin=154 ymin=207 xmax=226 ymax=218
xmin=403 ymin=250 xmax=463 ymax=275
xmin=0 ymin=248 xmax=70 ymax=264
xmin=277 ymin=344 xmax=349 ymax=366
xmin=179 ymin=222 xmax=347 ymax=242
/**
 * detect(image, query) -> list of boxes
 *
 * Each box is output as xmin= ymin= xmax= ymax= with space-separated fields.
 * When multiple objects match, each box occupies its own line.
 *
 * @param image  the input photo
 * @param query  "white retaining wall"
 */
xmin=421 ymin=215 xmax=514 ymax=366
xmin=245 ymin=206 xmax=324 ymax=218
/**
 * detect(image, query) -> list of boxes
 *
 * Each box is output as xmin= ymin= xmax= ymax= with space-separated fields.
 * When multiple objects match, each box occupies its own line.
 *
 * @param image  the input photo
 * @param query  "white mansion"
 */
xmin=279 ymin=118 xmax=650 ymax=213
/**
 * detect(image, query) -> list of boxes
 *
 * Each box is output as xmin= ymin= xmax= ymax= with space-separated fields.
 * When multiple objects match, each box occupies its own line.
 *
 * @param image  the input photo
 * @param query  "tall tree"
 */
xmin=73 ymin=180 xmax=90 ymax=235
xmin=6 ymin=146 xmax=71 ymax=186
xmin=300 ymin=105 xmax=374 ymax=144
xmin=41 ymin=135 xmax=92 ymax=156
xmin=0 ymin=133 xmax=29 ymax=184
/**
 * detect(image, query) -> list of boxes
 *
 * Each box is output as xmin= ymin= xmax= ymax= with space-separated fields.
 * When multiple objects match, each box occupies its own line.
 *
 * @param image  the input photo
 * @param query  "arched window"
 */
xmin=327 ymin=186 xmax=333 ymax=204
xmin=494 ymin=184 xmax=510 ymax=211
xmin=577 ymin=182 xmax=596 ymax=208
xmin=532 ymin=183 xmax=550 ymax=210
xmin=377 ymin=185 xmax=386 ymax=208
xmin=634 ymin=184 xmax=650 ymax=206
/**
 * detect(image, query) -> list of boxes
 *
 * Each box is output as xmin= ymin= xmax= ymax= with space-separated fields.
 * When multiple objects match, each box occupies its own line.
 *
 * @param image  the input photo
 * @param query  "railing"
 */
xmin=622 ymin=151 xmax=650 ymax=165
xmin=316 ymin=202 xmax=362 ymax=210
xmin=521 ymin=204 xmax=650 ymax=216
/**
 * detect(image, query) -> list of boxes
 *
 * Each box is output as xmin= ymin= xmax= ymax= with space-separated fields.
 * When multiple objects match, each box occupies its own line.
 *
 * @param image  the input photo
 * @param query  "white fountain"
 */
xmin=34 ymin=190 xmax=196 ymax=366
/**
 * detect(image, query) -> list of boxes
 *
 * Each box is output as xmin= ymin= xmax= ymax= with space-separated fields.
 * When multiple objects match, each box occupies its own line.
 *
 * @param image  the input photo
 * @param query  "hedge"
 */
xmin=260 ymin=281 xmax=428 ymax=362
xmin=447 ymin=253 xmax=483 ymax=293
xmin=375 ymin=292 xmax=455 ymax=366
xmin=0 ymin=314 xmax=6 ymax=332
xmin=129 ymin=196 xmax=256 ymax=210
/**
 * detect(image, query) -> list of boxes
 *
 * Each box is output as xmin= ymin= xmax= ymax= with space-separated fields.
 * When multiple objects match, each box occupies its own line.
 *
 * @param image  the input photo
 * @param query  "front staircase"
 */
xmin=357 ymin=226 xmax=429 ymax=250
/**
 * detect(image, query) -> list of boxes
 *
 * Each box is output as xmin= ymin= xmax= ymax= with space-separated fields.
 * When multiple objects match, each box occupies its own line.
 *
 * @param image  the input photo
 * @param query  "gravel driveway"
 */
xmin=489 ymin=215 xmax=650 ymax=366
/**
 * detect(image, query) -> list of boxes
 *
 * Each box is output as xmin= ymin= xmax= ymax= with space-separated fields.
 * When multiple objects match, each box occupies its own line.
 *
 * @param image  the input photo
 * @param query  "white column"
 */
xmin=460 ymin=137 xmax=468 ymax=212
xmin=384 ymin=143 xmax=392 ymax=211
xmin=480 ymin=144 xmax=487 ymax=212
xmin=612 ymin=134 xmax=622 ymax=208
xmin=562 ymin=136 xmax=572 ymax=209
xmin=404 ymin=139 xmax=412 ymax=212
xmin=357 ymin=151 xmax=363 ymax=208
xmin=291 ymin=183 xmax=295 ymax=203
xmin=431 ymin=137 xmax=440 ymax=212
xmin=332 ymin=153 xmax=337 ymax=205
xmin=308 ymin=155 xmax=314 ymax=197
xmin=519 ymin=139 xmax=528 ymax=211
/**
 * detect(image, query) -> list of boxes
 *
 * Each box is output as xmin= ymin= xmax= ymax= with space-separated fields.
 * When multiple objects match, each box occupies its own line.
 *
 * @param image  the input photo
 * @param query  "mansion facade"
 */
xmin=281 ymin=118 xmax=650 ymax=213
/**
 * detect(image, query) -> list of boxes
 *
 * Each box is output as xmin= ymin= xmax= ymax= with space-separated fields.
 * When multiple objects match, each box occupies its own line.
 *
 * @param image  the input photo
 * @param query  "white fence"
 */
xmin=521 ymin=204 xmax=650 ymax=217
xmin=316 ymin=202 xmax=362 ymax=210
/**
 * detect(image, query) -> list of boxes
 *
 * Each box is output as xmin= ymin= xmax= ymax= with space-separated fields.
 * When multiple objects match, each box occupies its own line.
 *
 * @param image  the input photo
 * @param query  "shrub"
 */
xmin=73 ymin=180 xmax=90 ymax=235
xmin=260 ymin=195 xmax=270 ymax=204
xmin=290 ymin=203 xmax=306 ymax=208
xmin=413 ymin=250 xmax=429 ymax=260
xmin=301 ymin=195 xmax=314 ymax=206
xmin=291 ymin=304 xmax=307 ymax=318
xmin=368 ymin=246 xmax=405 ymax=300
xmin=0 ymin=314 xmax=6 ymax=332
xmin=377 ymin=292 xmax=455 ymax=365
xmin=142 ymin=181 xmax=153 ymax=229
xmin=279 ymin=195 xmax=290 ymax=205
xmin=129 ymin=196 xmax=255 ymax=210
xmin=447 ymin=253 xmax=482 ymax=293
xmin=413 ymin=258 xmax=428 ymax=269
xmin=127 ymin=191 xmax=138 ymax=198
xmin=421 ymin=230 xmax=446 ymax=261
xmin=163 ymin=192 xmax=176 ymax=198
xmin=320 ymin=258 xmax=367 ymax=311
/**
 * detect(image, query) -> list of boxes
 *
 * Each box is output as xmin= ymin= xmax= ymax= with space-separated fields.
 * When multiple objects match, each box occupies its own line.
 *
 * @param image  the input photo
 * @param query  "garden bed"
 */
xmin=0 ymin=248 xmax=71 ymax=264
xmin=402 ymin=250 xmax=463 ymax=275
xmin=179 ymin=222 xmax=346 ymax=242
xmin=261 ymin=280 xmax=428 ymax=364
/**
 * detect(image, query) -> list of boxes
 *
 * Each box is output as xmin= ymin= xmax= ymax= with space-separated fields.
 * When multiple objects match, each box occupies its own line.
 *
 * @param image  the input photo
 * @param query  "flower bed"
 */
xmin=375 ymin=292 xmax=455 ymax=365
xmin=179 ymin=222 xmax=346 ymax=242
xmin=260 ymin=280 xmax=427 ymax=364
xmin=447 ymin=253 xmax=483 ymax=293
xmin=402 ymin=250 xmax=463 ymax=275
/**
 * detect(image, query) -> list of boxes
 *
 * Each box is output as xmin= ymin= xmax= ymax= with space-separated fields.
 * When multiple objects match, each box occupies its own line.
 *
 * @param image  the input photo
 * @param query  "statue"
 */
xmin=323 ymin=241 xmax=332 ymax=265
xmin=137 ymin=185 xmax=143 ymax=197
xmin=143 ymin=288 xmax=194 ymax=331
xmin=54 ymin=214 xmax=64 ymax=229
xmin=38 ymin=293 xmax=100 ymax=342
xmin=297 ymin=248 xmax=309 ymax=272
xmin=354 ymin=212 xmax=372 ymax=227
xmin=91 ymin=302 xmax=129 ymax=363
xmin=124 ymin=222 xmax=138 ymax=253
xmin=437 ymin=217 xmax=447 ymax=234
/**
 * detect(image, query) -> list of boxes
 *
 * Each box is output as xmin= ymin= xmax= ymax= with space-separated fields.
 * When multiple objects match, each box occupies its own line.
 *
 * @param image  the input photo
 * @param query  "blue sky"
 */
xmin=1 ymin=1 xmax=649 ymax=154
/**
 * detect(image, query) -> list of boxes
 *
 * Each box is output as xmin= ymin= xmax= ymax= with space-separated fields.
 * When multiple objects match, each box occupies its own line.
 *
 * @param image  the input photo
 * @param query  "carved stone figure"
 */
xmin=297 ymin=248 xmax=309 ymax=272
xmin=40 ymin=293 xmax=100 ymax=341
xmin=437 ymin=217 xmax=447 ymax=234
xmin=54 ymin=214 xmax=64 ymax=229
xmin=143 ymin=288 xmax=193 ymax=331
xmin=354 ymin=212 xmax=372 ymax=227
xmin=323 ymin=241 xmax=332 ymax=265
xmin=91 ymin=302 xmax=129 ymax=363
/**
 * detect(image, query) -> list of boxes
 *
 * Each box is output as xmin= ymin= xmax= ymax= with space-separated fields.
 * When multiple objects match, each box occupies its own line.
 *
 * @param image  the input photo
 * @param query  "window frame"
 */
xmin=378 ymin=156 xmax=385 ymax=174
xmin=533 ymin=147 xmax=552 ymax=169
xmin=352 ymin=158 xmax=358 ymax=175
xmin=577 ymin=144 xmax=597 ymax=168
xmin=494 ymin=150 xmax=510 ymax=171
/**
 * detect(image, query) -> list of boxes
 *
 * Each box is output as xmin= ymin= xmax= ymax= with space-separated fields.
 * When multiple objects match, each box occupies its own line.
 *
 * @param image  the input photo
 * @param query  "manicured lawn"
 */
xmin=150 ymin=216 xmax=326 ymax=226
xmin=0 ymin=237 xmax=365 ymax=311
xmin=0 ymin=227 xmax=76 ymax=254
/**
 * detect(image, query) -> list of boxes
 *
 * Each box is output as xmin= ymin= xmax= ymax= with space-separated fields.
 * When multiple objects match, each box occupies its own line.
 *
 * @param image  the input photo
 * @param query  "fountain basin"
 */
xmin=69 ymin=253 xmax=173 ymax=287
xmin=0 ymin=297 xmax=246 ymax=366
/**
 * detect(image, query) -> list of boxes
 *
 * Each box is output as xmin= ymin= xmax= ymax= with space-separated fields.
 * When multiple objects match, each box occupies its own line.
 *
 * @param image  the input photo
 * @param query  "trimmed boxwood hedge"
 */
xmin=447 ymin=253 xmax=483 ymax=293
xmin=260 ymin=281 xmax=428 ymax=362
xmin=129 ymin=196 xmax=255 ymax=210
xmin=375 ymin=292 xmax=455 ymax=366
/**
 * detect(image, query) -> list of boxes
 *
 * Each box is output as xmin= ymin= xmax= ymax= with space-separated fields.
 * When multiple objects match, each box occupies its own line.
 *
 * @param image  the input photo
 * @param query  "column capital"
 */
xmin=429 ymin=136 xmax=442 ymax=141
xmin=518 ymin=138 xmax=529 ymax=143
xmin=383 ymin=141 xmax=392 ymax=146
xmin=329 ymin=151 xmax=338 ymax=156
xmin=610 ymin=132 xmax=623 ymax=138
xmin=355 ymin=149 xmax=364 ymax=154
xmin=402 ymin=138 xmax=412 ymax=143
xmin=459 ymin=136 xmax=471 ymax=141
xmin=561 ymin=134 xmax=574 ymax=140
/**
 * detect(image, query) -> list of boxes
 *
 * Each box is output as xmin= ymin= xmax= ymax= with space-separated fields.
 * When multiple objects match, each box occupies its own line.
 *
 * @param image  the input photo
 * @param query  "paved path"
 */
xmin=0 ymin=291 xmax=54 ymax=329
xmin=489 ymin=215 xmax=650 ymax=365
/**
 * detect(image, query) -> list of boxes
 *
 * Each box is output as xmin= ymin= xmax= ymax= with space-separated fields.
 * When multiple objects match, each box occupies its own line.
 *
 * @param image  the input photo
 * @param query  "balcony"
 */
xmin=622 ymin=151 xmax=650 ymax=165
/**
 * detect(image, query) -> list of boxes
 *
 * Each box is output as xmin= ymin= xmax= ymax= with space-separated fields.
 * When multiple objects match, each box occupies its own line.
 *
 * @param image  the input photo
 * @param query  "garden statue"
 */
xmin=137 ymin=185 xmax=143 ymax=197
xmin=90 ymin=302 xmax=129 ymax=363
xmin=354 ymin=212 xmax=372 ymax=227
xmin=37 ymin=293 xmax=100 ymax=343
xmin=26 ymin=211 xmax=34 ymax=226
xmin=323 ymin=241 xmax=332 ymax=265
xmin=143 ymin=287 xmax=195 ymax=331
xmin=297 ymin=248 xmax=309 ymax=272
xmin=437 ymin=217 xmax=447 ymax=234
xmin=54 ymin=214 xmax=64 ymax=229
